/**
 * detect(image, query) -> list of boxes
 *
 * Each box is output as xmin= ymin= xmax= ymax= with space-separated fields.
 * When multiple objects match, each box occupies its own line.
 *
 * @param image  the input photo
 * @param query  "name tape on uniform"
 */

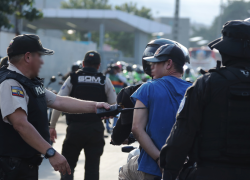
xmin=78 ymin=76 xmax=101 ymax=84
xmin=35 ymin=86 xmax=45 ymax=96
xmin=11 ymin=86 xmax=24 ymax=98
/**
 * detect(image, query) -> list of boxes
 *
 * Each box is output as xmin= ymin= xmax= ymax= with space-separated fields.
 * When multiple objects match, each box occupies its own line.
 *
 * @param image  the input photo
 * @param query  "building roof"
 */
xmin=24 ymin=9 xmax=171 ymax=34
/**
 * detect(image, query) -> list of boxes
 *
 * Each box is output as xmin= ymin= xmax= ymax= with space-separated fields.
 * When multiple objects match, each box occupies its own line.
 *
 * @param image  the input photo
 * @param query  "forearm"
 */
xmin=50 ymin=109 xmax=61 ymax=128
xmin=16 ymin=122 xmax=51 ymax=155
xmin=134 ymin=129 xmax=160 ymax=160
xmin=51 ymin=96 xmax=97 ymax=114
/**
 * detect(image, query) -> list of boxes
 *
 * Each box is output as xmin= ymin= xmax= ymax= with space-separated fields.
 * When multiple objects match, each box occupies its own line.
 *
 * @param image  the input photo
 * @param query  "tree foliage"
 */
xmin=191 ymin=0 xmax=250 ymax=45
xmin=0 ymin=0 xmax=43 ymax=35
xmin=61 ymin=0 xmax=152 ymax=57
xmin=61 ymin=0 xmax=111 ymax=9
xmin=115 ymin=2 xmax=152 ymax=20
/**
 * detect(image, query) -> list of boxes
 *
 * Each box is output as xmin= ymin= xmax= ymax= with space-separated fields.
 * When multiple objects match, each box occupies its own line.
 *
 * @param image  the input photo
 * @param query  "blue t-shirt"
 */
xmin=131 ymin=76 xmax=191 ymax=177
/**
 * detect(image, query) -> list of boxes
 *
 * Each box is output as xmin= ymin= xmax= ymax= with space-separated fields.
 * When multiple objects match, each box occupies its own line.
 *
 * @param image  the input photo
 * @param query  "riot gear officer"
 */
xmin=160 ymin=20 xmax=250 ymax=180
xmin=49 ymin=51 xmax=116 ymax=180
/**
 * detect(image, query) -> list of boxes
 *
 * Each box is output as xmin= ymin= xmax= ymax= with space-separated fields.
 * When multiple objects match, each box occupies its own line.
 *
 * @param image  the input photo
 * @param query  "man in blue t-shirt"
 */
xmin=119 ymin=43 xmax=191 ymax=180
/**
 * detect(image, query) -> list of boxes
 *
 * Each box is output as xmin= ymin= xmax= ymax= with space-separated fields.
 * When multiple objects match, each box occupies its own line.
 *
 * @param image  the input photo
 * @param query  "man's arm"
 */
xmin=49 ymin=95 xmax=109 ymax=114
xmin=8 ymin=108 xmax=71 ymax=175
xmin=105 ymin=77 xmax=117 ymax=104
xmin=132 ymin=100 xmax=161 ymax=165
xmin=49 ymin=77 xmax=72 ymax=142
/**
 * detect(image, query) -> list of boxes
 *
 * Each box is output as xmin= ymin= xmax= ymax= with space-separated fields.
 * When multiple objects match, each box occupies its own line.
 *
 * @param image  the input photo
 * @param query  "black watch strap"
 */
xmin=45 ymin=148 xmax=56 ymax=159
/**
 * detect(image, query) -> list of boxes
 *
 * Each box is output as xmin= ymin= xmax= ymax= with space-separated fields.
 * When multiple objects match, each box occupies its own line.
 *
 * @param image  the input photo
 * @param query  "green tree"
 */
xmin=191 ymin=0 xmax=250 ymax=46
xmin=61 ymin=0 xmax=111 ymax=9
xmin=61 ymin=0 xmax=152 ymax=57
xmin=0 ymin=0 xmax=43 ymax=35
xmin=110 ymin=2 xmax=152 ymax=57
xmin=115 ymin=2 xmax=152 ymax=20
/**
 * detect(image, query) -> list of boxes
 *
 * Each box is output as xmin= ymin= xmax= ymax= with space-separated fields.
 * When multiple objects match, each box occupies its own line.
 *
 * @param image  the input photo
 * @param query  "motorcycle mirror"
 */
xmin=50 ymin=76 xmax=56 ymax=83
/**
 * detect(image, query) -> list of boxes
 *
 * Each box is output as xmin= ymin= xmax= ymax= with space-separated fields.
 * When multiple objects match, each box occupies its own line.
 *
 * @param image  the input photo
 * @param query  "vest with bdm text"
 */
xmin=0 ymin=66 xmax=50 ymax=158
xmin=65 ymin=68 xmax=107 ymax=123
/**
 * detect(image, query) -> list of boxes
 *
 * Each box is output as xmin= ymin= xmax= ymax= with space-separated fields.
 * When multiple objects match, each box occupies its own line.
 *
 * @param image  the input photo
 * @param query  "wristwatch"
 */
xmin=45 ymin=148 xmax=56 ymax=159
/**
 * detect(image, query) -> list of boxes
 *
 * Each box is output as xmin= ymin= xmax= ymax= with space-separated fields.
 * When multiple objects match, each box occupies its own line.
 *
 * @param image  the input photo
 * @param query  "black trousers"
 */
xmin=61 ymin=121 xmax=105 ymax=180
xmin=186 ymin=166 xmax=250 ymax=180
xmin=0 ymin=157 xmax=38 ymax=180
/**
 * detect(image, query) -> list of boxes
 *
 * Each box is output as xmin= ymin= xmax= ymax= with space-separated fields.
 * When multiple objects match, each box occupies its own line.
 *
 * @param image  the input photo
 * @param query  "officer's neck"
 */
xmin=12 ymin=63 xmax=34 ymax=79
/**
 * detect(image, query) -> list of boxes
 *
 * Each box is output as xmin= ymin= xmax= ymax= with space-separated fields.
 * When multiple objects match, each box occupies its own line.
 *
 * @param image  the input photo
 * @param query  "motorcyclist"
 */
xmin=112 ymin=38 xmax=191 ymax=146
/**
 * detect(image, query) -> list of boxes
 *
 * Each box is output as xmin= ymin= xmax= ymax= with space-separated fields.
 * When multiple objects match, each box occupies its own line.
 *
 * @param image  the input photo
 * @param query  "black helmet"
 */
xmin=142 ymin=38 xmax=190 ymax=76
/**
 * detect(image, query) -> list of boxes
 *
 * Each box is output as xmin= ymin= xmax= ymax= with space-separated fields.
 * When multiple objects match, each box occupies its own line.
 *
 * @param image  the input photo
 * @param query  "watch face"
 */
xmin=47 ymin=148 xmax=55 ymax=156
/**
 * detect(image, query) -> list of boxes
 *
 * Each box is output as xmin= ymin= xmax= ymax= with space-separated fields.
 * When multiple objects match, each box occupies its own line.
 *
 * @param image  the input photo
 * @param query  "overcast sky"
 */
xmin=109 ymin=0 xmax=223 ymax=26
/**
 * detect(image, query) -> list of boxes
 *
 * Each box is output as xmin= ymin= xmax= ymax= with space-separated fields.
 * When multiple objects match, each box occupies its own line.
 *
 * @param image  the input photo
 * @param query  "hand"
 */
xmin=157 ymin=158 xmax=163 ymax=173
xmin=95 ymin=102 xmax=110 ymax=111
xmin=49 ymin=128 xmax=57 ymax=143
xmin=95 ymin=102 xmax=112 ymax=119
xmin=49 ymin=152 xmax=71 ymax=175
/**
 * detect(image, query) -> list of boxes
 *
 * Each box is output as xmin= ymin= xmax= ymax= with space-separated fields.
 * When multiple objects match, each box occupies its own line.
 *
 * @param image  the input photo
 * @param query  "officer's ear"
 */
xmin=24 ymin=52 xmax=31 ymax=64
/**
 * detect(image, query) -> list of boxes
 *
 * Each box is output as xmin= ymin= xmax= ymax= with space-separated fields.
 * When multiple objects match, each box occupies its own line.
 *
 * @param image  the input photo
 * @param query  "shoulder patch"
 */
xmin=11 ymin=86 xmax=24 ymax=98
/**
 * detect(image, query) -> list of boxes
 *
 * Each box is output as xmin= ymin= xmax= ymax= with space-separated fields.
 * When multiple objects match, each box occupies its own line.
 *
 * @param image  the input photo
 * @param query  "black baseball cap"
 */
xmin=7 ymin=34 xmax=54 ymax=58
xmin=143 ymin=44 xmax=186 ymax=66
xmin=208 ymin=20 xmax=250 ymax=58
xmin=84 ymin=51 xmax=101 ymax=64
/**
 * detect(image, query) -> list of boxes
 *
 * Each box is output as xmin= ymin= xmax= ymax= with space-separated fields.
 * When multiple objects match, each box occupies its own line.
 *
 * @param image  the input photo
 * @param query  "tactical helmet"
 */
xmin=142 ymin=38 xmax=190 ymax=76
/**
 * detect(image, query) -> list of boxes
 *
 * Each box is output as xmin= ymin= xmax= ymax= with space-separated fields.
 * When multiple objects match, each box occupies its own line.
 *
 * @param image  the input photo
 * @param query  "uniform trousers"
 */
xmin=0 ymin=157 xmax=39 ymax=180
xmin=61 ymin=121 xmax=105 ymax=180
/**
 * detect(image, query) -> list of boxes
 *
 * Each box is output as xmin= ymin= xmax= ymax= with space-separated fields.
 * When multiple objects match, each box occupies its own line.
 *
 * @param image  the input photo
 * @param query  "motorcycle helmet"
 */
xmin=142 ymin=38 xmax=190 ymax=76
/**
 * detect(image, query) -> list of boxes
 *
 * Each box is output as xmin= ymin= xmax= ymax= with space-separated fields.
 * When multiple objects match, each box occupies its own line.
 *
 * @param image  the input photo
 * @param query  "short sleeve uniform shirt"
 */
xmin=0 ymin=63 xmax=57 ymax=124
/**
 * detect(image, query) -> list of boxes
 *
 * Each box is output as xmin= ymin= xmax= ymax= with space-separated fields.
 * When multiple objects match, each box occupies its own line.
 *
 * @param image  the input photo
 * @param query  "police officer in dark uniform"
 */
xmin=0 ymin=35 xmax=111 ymax=180
xmin=160 ymin=20 xmax=250 ymax=180
xmin=49 ymin=51 xmax=116 ymax=180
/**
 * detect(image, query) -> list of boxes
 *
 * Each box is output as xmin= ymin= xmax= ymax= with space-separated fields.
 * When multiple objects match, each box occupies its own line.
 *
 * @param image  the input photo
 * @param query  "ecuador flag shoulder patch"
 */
xmin=11 ymin=86 xmax=24 ymax=98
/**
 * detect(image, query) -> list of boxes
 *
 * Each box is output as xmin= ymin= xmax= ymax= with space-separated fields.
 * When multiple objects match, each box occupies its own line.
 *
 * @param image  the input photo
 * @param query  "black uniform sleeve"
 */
xmin=111 ymin=117 xmax=132 ymax=145
xmin=160 ymin=75 xmax=210 ymax=180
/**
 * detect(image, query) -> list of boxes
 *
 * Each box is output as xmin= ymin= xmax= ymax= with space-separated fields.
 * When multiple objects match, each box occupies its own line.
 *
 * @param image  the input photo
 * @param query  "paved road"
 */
xmin=39 ymin=116 xmax=137 ymax=180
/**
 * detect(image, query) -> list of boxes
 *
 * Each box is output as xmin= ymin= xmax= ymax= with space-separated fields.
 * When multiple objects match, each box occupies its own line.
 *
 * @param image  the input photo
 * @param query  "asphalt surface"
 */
xmin=39 ymin=116 xmax=136 ymax=180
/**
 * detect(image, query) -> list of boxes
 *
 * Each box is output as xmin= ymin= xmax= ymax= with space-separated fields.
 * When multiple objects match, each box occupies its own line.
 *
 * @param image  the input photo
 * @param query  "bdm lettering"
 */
xmin=78 ymin=76 xmax=101 ymax=84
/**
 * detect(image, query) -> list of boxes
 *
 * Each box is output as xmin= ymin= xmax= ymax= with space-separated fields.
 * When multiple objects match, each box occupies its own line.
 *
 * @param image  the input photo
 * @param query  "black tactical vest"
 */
xmin=0 ymin=67 xmax=50 ymax=158
xmin=198 ymin=66 xmax=250 ymax=165
xmin=65 ymin=69 xmax=107 ymax=123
